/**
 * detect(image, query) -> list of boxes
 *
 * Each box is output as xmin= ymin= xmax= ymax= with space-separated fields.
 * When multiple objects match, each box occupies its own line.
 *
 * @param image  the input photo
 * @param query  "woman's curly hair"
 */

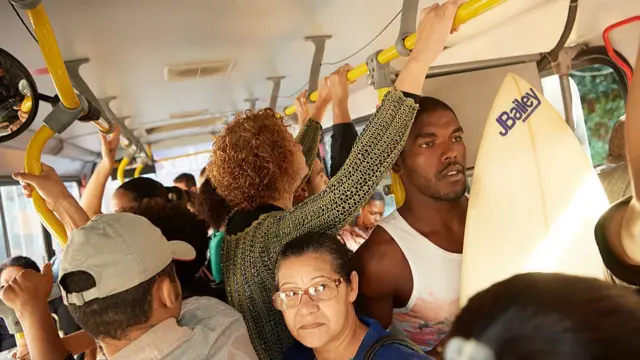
xmin=209 ymin=108 xmax=298 ymax=210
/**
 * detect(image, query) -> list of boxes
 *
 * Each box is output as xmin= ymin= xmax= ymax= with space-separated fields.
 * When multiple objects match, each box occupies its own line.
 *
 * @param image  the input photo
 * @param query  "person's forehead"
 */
xmin=411 ymin=109 xmax=460 ymax=135
xmin=278 ymin=253 xmax=336 ymax=283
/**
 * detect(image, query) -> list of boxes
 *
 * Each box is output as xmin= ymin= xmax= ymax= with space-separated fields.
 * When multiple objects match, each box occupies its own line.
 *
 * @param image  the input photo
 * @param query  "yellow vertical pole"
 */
xmin=377 ymin=88 xmax=406 ymax=208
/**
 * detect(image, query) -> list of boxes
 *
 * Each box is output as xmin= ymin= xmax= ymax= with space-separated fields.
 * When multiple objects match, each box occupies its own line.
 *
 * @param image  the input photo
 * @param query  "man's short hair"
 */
xmin=173 ymin=173 xmax=197 ymax=190
xmin=59 ymin=263 xmax=177 ymax=340
xmin=416 ymin=96 xmax=457 ymax=119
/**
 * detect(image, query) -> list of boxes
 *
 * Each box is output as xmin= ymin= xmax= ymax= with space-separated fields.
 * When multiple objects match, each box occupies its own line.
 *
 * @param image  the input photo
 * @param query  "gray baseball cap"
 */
xmin=59 ymin=213 xmax=195 ymax=306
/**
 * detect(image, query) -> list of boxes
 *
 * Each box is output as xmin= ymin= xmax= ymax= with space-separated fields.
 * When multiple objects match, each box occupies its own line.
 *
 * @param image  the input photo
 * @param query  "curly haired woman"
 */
xmin=208 ymin=3 xmax=465 ymax=358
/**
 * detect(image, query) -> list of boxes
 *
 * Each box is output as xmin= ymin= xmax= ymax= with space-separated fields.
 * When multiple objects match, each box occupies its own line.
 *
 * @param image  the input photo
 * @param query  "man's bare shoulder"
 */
xmin=352 ymin=226 xmax=404 ymax=274
xmin=354 ymin=226 xmax=400 ymax=261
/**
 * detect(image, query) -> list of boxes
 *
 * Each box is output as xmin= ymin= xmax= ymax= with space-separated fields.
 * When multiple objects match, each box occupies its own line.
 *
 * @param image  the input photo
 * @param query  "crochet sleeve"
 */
xmin=275 ymin=90 xmax=418 ymax=248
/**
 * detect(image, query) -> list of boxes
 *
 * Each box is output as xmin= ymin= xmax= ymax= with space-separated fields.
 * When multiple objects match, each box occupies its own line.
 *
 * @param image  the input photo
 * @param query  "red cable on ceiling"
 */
xmin=603 ymin=16 xmax=640 ymax=84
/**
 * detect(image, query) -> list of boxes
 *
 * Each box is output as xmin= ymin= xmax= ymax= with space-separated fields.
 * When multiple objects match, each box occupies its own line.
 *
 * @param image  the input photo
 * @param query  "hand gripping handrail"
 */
xmin=13 ymin=1 xmax=116 ymax=246
xmin=284 ymin=0 xmax=508 ymax=116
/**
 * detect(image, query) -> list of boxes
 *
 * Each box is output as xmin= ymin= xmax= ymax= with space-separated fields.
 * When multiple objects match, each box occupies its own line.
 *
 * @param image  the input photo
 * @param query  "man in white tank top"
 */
xmin=352 ymin=97 xmax=467 ymax=359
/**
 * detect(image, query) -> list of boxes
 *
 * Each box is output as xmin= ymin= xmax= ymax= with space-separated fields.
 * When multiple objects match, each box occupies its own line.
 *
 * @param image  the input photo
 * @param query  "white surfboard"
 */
xmin=460 ymin=73 xmax=609 ymax=307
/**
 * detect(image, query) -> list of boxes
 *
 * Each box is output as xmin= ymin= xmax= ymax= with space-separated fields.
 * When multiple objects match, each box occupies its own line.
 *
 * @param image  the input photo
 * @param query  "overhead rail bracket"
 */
xmin=267 ymin=76 xmax=285 ymax=109
xmin=304 ymin=35 xmax=332 ymax=94
xmin=395 ymin=0 xmax=420 ymax=57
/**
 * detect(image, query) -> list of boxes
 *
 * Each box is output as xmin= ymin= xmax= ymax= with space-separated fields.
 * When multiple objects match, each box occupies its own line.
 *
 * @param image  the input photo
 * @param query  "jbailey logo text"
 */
xmin=496 ymin=87 xmax=541 ymax=137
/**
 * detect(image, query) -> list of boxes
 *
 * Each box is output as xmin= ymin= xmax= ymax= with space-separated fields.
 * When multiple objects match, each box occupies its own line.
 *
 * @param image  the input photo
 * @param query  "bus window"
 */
xmin=0 ymin=182 xmax=80 ymax=264
xmin=570 ymin=64 xmax=626 ymax=166
xmin=0 ymin=185 xmax=48 ymax=265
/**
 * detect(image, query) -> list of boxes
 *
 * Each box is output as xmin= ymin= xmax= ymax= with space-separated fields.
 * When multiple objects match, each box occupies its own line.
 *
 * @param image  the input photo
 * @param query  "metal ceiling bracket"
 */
xmin=367 ymin=50 xmax=393 ymax=90
xmin=395 ymin=0 xmax=419 ymax=57
xmin=551 ymin=45 xmax=585 ymax=131
xmin=98 ymin=96 xmax=151 ymax=163
xmin=66 ymin=59 xmax=150 ymax=163
xmin=304 ymin=35 xmax=332 ymax=95
xmin=244 ymin=98 xmax=259 ymax=111
xmin=267 ymin=76 xmax=285 ymax=109
xmin=9 ymin=0 xmax=41 ymax=10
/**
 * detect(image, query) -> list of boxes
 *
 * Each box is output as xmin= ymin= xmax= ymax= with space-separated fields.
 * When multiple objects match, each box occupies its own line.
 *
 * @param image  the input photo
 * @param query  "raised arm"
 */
xmin=329 ymin=65 xmax=358 ymax=178
xmin=295 ymin=78 xmax=332 ymax=175
xmin=81 ymin=126 xmax=121 ymax=218
xmin=595 ymin=46 xmax=640 ymax=288
xmin=0 ymin=264 xmax=72 ymax=360
xmin=621 ymin=46 xmax=640 ymax=262
xmin=275 ymin=1 xmax=465 ymax=240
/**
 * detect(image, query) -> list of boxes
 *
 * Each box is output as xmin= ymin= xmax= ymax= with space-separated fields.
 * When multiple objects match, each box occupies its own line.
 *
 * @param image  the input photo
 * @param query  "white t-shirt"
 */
xmin=379 ymin=210 xmax=462 ymax=352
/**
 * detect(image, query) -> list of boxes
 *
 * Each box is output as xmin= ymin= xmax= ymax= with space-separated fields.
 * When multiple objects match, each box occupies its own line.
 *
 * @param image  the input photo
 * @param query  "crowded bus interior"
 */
xmin=0 ymin=0 xmax=640 ymax=359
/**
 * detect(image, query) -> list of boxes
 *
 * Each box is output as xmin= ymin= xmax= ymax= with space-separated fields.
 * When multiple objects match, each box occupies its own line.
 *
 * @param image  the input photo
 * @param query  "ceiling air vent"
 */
xmin=164 ymin=60 xmax=234 ymax=82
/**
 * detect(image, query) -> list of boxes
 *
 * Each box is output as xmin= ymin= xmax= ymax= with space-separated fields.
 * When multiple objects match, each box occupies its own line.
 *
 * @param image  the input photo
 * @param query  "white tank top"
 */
xmin=379 ymin=210 xmax=462 ymax=352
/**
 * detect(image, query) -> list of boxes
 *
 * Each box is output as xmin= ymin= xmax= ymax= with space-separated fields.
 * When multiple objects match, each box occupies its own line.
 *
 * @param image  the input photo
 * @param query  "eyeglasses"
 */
xmin=272 ymin=278 xmax=344 ymax=310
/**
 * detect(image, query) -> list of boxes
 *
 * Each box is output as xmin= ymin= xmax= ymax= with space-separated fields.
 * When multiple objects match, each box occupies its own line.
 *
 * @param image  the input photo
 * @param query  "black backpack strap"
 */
xmin=364 ymin=334 xmax=424 ymax=360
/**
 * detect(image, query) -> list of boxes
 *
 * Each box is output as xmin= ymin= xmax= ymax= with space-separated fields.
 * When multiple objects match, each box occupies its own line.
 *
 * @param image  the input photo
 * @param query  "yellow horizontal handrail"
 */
xmin=155 ymin=150 xmax=212 ymax=163
xmin=284 ymin=0 xmax=507 ymax=116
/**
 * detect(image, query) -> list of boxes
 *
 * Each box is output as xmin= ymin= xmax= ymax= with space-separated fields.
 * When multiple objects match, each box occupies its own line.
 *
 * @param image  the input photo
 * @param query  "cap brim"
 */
xmin=168 ymin=241 xmax=197 ymax=262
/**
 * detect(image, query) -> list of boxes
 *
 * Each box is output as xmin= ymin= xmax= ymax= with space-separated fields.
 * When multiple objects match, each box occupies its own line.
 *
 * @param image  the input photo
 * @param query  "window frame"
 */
xmin=540 ymin=46 xmax=632 ymax=101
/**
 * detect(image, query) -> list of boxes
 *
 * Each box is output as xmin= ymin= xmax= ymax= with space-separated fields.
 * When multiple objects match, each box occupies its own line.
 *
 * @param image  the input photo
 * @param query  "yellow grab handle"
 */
xmin=26 ymin=4 xmax=80 ymax=110
xmin=117 ymin=156 xmax=130 ymax=184
xmin=25 ymin=126 xmax=68 ymax=246
xmin=133 ymin=164 xmax=144 ymax=178
xmin=390 ymin=172 xmax=406 ymax=208
xmin=284 ymin=0 xmax=508 ymax=116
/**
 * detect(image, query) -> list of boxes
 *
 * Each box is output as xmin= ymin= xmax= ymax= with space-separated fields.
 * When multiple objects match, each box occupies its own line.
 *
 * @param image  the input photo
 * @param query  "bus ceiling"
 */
xmin=0 ymin=0 xmax=638 ymax=178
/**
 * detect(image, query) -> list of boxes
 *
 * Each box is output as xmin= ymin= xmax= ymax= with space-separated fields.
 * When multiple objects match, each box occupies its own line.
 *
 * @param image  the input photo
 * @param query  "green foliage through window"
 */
xmin=570 ymin=65 xmax=626 ymax=165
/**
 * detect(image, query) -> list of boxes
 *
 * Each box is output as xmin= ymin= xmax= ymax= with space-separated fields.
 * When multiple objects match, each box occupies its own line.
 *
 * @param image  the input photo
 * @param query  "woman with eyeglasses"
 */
xmin=273 ymin=232 xmax=428 ymax=360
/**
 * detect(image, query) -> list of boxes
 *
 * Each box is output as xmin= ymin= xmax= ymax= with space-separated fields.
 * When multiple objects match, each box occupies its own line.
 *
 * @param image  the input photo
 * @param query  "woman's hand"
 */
xmin=395 ymin=0 xmax=467 ymax=95
xmin=311 ymin=76 xmax=332 ymax=121
xmin=99 ymin=125 xmax=120 ymax=167
xmin=328 ymin=65 xmax=352 ymax=106
xmin=411 ymin=0 xmax=467 ymax=64
xmin=294 ymin=90 xmax=310 ymax=128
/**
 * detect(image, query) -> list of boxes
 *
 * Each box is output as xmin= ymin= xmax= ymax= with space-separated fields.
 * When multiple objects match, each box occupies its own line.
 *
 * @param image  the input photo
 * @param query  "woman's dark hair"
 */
xmin=369 ymin=191 xmax=385 ymax=203
xmin=276 ymin=232 xmax=353 ymax=286
xmin=0 ymin=256 xmax=40 ymax=274
xmin=121 ymin=198 xmax=209 ymax=292
xmin=448 ymin=273 xmax=640 ymax=360
xmin=173 ymin=173 xmax=197 ymax=190
xmin=116 ymin=177 xmax=167 ymax=202
xmin=165 ymin=186 xmax=194 ymax=209
xmin=196 ymin=177 xmax=231 ymax=229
